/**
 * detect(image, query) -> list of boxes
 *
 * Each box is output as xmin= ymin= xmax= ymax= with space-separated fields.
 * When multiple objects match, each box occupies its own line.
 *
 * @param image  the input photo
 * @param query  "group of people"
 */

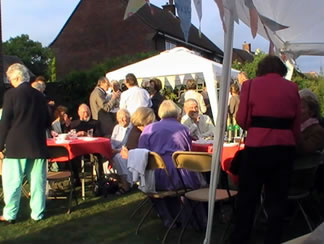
xmin=1 ymin=56 xmax=323 ymax=244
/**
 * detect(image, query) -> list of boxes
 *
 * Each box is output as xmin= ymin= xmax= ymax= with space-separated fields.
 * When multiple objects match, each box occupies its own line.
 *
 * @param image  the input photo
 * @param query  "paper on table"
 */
xmin=78 ymin=137 xmax=98 ymax=141
xmin=193 ymin=139 xmax=214 ymax=144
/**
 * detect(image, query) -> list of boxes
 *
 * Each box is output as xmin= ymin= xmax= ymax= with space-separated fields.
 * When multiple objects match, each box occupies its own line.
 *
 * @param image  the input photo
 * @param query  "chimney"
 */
xmin=162 ymin=0 xmax=176 ymax=15
xmin=242 ymin=42 xmax=251 ymax=52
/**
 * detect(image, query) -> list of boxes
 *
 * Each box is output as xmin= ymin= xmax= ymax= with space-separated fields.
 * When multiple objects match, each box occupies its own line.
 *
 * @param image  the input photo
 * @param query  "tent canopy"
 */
xmin=106 ymin=47 xmax=239 ymax=123
xmin=106 ymin=47 xmax=239 ymax=84
xmin=234 ymin=0 xmax=324 ymax=58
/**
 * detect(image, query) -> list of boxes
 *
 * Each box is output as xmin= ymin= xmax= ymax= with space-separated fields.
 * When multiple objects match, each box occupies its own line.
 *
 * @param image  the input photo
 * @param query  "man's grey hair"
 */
xmin=116 ymin=108 xmax=131 ymax=119
xmin=6 ymin=63 xmax=30 ymax=83
xmin=97 ymin=76 xmax=109 ymax=86
xmin=158 ymin=100 xmax=182 ymax=119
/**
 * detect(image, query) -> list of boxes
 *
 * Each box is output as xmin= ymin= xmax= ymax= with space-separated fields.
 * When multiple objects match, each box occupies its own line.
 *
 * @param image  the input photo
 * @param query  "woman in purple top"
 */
xmin=138 ymin=100 xmax=205 ymax=227
xmin=138 ymin=100 xmax=202 ymax=190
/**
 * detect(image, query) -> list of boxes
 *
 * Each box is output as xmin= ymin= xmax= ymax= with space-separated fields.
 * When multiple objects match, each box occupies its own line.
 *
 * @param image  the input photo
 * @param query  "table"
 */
xmin=192 ymin=142 xmax=243 ymax=185
xmin=47 ymin=137 xmax=112 ymax=199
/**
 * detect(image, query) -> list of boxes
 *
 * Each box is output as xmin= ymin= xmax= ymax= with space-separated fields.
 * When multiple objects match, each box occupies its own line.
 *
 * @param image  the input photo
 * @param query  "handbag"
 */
xmin=228 ymin=79 xmax=253 ymax=175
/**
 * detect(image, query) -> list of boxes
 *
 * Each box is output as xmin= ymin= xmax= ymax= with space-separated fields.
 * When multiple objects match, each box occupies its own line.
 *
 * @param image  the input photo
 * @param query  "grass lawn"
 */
xmin=0 ymin=180 xmax=321 ymax=244
xmin=0 ymin=187 xmax=223 ymax=244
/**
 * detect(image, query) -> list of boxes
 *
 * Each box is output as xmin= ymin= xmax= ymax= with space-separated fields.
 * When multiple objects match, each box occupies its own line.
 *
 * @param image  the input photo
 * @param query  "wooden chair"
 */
xmin=47 ymin=146 xmax=78 ymax=214
xmin=133 ymin=151 xmax=185 ymax=244
xmin=172 ymin=151 xmax=237 ymax=244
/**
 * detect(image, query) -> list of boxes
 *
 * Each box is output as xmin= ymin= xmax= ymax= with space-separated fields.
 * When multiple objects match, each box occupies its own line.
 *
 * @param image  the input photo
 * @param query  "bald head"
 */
xmin=78 ymin=104 xmax=91 ymax=121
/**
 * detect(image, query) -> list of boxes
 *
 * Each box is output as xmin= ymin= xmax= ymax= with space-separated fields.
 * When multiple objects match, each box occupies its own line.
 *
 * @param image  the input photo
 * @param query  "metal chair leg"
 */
xmin=130 ymin=197 xmax=149 ymax=220
xmin=297 ymin=200 xmax=313 ymax=231
xmin=162 ymin=205 xmax=184 ymax=244
xmin=136 ymin=204 xmax=154 ymax=235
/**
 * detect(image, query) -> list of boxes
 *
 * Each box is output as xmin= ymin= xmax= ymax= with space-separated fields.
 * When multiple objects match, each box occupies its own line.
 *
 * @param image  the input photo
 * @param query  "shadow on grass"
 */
xmin=0 ymin=190 xmax=209 ymax=244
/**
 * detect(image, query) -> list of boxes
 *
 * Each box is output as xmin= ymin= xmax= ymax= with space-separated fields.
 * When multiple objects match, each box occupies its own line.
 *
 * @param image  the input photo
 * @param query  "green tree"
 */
xmin=3 ymin=34 xmax=54 ymax=79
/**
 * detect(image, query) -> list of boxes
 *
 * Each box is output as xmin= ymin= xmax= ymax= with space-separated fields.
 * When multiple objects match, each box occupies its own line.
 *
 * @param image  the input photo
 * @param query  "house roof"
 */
xmin=232 ymin=48 xmax=254 ymax=63
xmin=50 ymin=1 xmax=223 ymax=59
xmin=134 ymin=4 xmax=223 ymax=58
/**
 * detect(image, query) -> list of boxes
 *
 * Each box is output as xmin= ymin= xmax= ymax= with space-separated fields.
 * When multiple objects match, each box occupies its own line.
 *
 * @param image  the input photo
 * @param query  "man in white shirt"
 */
xmin=180 ymin=79 xmax=207 ymax=114
xmin=181 ymin=99 xmax=215 ymax=140
xmin=119 ymin=73 xmax=152 ymax=115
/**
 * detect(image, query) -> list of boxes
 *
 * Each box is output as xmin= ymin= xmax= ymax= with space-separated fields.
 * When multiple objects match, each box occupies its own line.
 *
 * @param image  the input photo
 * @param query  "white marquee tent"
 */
xmin=106 ymin=47 xmax=239 ymax=123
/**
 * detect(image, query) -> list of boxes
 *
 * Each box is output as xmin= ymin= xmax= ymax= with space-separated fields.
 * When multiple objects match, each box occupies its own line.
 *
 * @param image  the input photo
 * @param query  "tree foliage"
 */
xmin=232 ymin=51 xmax=324 ymax=116
xmin=3 ymin=34 xmax=53 ymax=79
xmin=47 ymin=52 xmax=157 ymax=117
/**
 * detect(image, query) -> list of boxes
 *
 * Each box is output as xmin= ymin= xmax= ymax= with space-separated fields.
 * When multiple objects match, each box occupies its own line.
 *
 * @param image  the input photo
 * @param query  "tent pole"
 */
xmin=203 ymin=5 xmax=234 ymax=244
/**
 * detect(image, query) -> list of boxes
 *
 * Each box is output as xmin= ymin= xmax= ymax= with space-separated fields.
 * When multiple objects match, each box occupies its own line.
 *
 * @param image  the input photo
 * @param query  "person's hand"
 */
xmin=76 ymin=131 xmax=86 ymax=137
xmin=51 ymin=130 xmax=59 ymax=138
xmin=0 ymin=151 xmax=4 ymax=159
xmin=120 ymin=146 xmax=129 ymax=159
xmin=48 ymin=100 xmax=55 ymax=105
xmin=63 ymin=113 xmax=72 ymax=127
xmin=111 ymin=90 xmax=121 ymax=99
xmin=192 ymin=112 xmax=200 ymax=124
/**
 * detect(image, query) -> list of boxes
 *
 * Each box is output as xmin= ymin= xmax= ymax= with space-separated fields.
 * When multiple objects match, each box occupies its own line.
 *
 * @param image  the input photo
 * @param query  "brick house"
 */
xmin=50 ymin=0 xmax=223 ymax=79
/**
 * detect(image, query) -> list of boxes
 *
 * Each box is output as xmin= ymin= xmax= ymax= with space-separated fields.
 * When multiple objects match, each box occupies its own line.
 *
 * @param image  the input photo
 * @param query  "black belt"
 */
xmin=250 ymin=116 xmax=292 ymax=130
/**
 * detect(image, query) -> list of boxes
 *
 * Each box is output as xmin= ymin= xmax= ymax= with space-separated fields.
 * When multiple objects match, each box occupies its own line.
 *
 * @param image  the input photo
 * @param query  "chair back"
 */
xmin=147 ymin=152 xmax=166 ymax=170
xmin=289 ymin=152 xmax=322 ymax=196
xmin=172 ymin=151 xmax=212 ymax=172
xmin=47 ymin=146 xmax=70 ymax=160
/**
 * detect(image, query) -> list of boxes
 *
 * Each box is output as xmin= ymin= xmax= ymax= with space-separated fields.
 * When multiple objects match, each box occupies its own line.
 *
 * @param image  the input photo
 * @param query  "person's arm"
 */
xmin=102 ymin=91 xmax=120 ymax=112
xmin=200 ymin=115 xmax=215 ymax=137
xmin=0 ymin=93 xmax=13 ymax=151
xmin=236 ymin=81 xmax=250 ymax=130
xmin=297 ymin=127 xmax=324 ymax=154
xmin=199 ymin=94 xmax=207 ymax=114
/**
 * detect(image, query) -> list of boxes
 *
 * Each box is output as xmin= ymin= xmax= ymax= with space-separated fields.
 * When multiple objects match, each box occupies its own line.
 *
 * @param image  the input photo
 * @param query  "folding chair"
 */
xmin=47 ymin=146 xmax=78 ymax=214
xmin=254 ymin=152 xmax=322 ymax=232
xmin=172 ymin=151 xmax=237 ymax=244
xmin=133 ymin=151 xmax=185 ymax=244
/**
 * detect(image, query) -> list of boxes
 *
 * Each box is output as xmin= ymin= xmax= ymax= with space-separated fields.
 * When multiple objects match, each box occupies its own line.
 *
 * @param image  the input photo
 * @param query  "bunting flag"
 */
xmin=175 ymin=0 xmax=192 ymax=42
xmin=193 ymin=0 xmax=202 ymax=38
xmin=179 ymin=74 xmax=185 ymax=84
xmin=259 ymin=14 xmax=289 ymax=32
xmin=124 ymin=0 xmax=150 ymax=20
xmin=213 ymin=0 xmax=226 ymax=32
xmin=166 ymin=76 xmax=176 ymax=89
xmin=244 ymin=0 xmax=258 ymax=38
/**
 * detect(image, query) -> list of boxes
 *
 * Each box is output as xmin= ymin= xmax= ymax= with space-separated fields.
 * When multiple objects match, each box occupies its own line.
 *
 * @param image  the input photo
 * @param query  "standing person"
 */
xmin=148 ymin=78 xmax=165 ymax=120
xmin=231 ymin=56 xmax=300 ymax=244
xmin=89 ymin=77 xmax=120 ymax=120
xmin=0 ymin=63 xmax=50 ymax=223
xmin=89 ymin=77 xmax=120 ymax=138
xmin=119 ymin=73 xmax=152 ymax=115
xmin=182 ymin=79 xmax=206 ymax=114
xmin=237 ymin=71 xmax=248 ymax=90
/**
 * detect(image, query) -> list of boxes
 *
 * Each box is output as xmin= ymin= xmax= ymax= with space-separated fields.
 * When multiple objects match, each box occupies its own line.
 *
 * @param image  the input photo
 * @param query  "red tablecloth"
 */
xmin=192 ymin=142 xmax=243 ymax=185
xmin=47 ymin=137 xmax=112 ymax=162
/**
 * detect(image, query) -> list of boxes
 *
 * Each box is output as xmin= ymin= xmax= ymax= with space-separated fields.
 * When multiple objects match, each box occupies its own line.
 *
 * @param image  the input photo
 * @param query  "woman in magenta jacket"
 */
xmin=231 ymin=55 xmax=301 ymax=244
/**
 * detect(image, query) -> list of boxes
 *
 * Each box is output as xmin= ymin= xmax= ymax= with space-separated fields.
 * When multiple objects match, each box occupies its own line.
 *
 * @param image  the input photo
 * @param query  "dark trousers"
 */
xmin=231 ymin=146 xmax=295 ymax=244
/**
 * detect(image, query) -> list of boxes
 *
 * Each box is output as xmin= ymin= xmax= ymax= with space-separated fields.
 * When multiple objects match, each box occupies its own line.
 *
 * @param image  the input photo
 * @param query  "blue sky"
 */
xmin=2 ymin=0 xmax=323 ymax=73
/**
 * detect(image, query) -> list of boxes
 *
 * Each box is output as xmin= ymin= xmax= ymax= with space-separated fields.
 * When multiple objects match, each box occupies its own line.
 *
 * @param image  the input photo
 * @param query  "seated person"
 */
xmin=296 ymin=89 xmax=324 ymax=193
xmin=69 ymin=104 xmax=102 ymax=186
xmin=70 ymin=104 xmax=101 ymax=137
xmin=138 ymin=100 xmax=207 ymax=227
xmin=111 ymin=109 xmax=132 ymax=154
xmin=111 ymin=108 xmax=156 ymax=194
xmin=297 ymin=89 xmax=324 ymax=155
xmin=51 ymin=105 xmax=71 ymax=134
xmin=181 ymin=98 xmax=215 ymax=140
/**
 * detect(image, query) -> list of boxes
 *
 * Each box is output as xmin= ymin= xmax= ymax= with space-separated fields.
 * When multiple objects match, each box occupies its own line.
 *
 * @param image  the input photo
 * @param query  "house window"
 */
xmin=165 ymin=40 xmax=176 ymax=50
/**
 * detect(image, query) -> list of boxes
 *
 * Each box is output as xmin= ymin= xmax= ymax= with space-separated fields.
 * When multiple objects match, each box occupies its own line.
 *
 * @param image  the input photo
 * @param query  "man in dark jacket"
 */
xmin=0 ymin=63 xmax=50 ymax=223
